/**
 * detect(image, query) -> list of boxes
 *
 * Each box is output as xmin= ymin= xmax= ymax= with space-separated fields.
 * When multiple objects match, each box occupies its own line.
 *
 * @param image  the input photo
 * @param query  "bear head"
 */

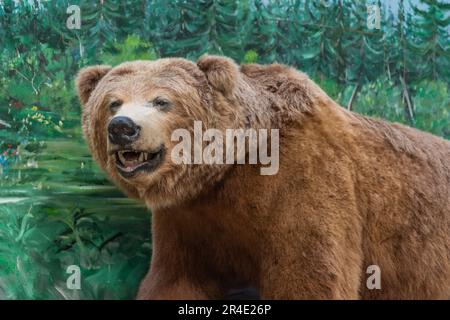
xmin=76 ymin=56 xmax=247 ymax=209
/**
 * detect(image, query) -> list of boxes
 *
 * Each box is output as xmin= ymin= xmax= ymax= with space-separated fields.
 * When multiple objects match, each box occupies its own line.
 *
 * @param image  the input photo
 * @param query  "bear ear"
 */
xmin=197 ymin=55 xmax=239 ymax=95
xmin=76 ymin=65 xmax=112 ymax=106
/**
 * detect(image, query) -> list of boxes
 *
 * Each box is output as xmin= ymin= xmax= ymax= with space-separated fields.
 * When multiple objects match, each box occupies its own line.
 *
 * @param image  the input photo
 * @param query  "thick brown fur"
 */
xmin=76 ymin=55 xmax=450 ymax=299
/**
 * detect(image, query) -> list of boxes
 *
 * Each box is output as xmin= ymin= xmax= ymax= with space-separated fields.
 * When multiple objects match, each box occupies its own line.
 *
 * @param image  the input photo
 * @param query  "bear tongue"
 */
xmin=122 ymin=161 xmax=146 ymax=172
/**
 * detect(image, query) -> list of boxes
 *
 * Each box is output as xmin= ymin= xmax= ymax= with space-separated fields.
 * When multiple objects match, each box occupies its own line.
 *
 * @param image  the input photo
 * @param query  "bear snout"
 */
xmin=108 ymin=116 xmax=141 ymax=146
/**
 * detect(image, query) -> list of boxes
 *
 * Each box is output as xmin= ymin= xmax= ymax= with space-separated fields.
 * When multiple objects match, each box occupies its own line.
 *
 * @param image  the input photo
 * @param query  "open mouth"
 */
xmin=113 ymin=145 xmax=165 ymax=178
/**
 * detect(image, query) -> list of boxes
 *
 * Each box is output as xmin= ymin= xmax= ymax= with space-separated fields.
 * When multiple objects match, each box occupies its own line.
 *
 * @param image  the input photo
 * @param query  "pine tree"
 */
xmin=115 ymin=0 xmax=147 ymax=39
xmin=345 ymin=0 xmax=384 ymax=109
xmin=142 ymin=0 xmax=181 ymax=57
xmin=80 ymin=0 xmax=121 ymax=58
xmin=270 ymin=0 xmax=307 ymax=67
xmin=299 ymin=0 xmax=352 ymax=83
xmin=244 ymin=0 xmax=277 ymax=63
xmin=409 ymin=0 xmax=450 ymax=81
xmin=148 ymin=0 xmax=252 ymax=60
xmin=395 ymin=0 xmax=416 ymax=123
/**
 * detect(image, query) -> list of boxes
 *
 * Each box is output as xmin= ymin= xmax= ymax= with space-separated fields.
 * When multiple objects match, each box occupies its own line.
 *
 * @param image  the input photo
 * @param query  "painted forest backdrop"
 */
xmin=0 ymin=0 xmax=449 ymax=299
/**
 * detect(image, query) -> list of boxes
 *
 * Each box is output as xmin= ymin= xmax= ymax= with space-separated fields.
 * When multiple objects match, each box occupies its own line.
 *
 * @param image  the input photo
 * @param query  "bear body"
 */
xmin=76 ymin=56 xmax=450 ymax=299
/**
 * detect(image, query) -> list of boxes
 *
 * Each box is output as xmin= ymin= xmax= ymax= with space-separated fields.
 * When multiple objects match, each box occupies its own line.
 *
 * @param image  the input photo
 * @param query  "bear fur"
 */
xmin=76 ymin=55 xmax=450 ymax=299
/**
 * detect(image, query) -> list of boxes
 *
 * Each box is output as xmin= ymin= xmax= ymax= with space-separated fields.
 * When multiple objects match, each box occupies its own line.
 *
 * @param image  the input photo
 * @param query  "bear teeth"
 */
xmin=117 ymin=151 xmax=126 ymax=164
xmin=116 ymin=151 xmax=149 ymax=167
xmin=113 ymin=146 xmax=164 ymax=176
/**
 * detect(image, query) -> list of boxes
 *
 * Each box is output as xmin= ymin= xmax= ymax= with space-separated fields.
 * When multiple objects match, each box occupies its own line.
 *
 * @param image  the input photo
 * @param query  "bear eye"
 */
xmin=152 ymin=97 xmax=170 ymax=109
xmin=109 ymin=100 xmax=122 ymax=113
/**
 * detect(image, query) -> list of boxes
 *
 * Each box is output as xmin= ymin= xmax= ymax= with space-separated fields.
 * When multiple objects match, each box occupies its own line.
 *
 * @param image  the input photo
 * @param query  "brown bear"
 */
xmin=76 ymin=55 xmax=450 ymax=299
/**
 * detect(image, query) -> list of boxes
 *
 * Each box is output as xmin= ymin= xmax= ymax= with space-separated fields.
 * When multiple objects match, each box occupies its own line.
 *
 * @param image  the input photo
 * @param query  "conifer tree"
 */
xmin=409 ymin=0 xmax=450 ymax=81
xmin=147 ymin=0 xmax=252 ymax=60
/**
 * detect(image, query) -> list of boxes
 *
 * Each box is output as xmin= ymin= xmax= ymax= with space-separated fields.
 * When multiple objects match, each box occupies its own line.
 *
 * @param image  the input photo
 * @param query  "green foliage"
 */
xmin=413 ymin=80 xmax=450 ymax=139
xmin=244 ymin=1 xmax=277 ymax=63
xmin=301 ymin=0 xmax=351 ymax=81
xmin=100 ymin=35 xmax=158 ymax=66
xmin=0 ymin=204 xmax=38 ymax=299
xmin=409 ymin=0 xmax=450 ymax=80
xmin=242 ymin=50 xmax=259 ymax=64
xmin=80 ymin=0 xmax=121 ymax=54
xmin=147 ymin=0 xmax=253 ymax=60
xmin=352 ymin=77 xmax=405 ymax=124
xmin=0 ymin=140 xmax=150 ymax=299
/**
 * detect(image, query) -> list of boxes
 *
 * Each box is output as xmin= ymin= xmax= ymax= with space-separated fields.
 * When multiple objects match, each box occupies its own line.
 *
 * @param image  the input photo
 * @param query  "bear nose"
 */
xmin=108 ymin=116 xmax=140 ymax=145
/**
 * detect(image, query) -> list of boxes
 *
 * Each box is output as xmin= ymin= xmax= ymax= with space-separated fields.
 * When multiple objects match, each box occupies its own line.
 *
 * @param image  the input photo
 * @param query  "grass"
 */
xmin=0 ymin=137 xmax=150 ymax=300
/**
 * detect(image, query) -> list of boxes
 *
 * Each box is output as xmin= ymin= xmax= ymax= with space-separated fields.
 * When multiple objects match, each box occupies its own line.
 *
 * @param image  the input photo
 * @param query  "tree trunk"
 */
xmin=347 ymin=82 xmax=360 ymax=111
xmin=399 ymin=75 xmax=414 ymax=124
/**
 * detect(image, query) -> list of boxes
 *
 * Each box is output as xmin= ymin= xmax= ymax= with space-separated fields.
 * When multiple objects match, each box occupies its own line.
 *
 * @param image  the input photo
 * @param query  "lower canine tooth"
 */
xmin=144 ymin=153 xmax=148 ymax=161
xmin=118 ymin=152 xmax=126 ymax=164
xmin=139 ymin=152 xmax=144 ymax=162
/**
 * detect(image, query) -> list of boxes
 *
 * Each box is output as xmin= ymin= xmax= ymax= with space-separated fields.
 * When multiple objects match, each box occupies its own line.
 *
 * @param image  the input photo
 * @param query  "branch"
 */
xmin=0 ymin=119 xmax=11 ymax=128
xmin=30 ymin=72 xmax=39 ymax=96
xmin=12 ymin=68 xmax=39 ymax=96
